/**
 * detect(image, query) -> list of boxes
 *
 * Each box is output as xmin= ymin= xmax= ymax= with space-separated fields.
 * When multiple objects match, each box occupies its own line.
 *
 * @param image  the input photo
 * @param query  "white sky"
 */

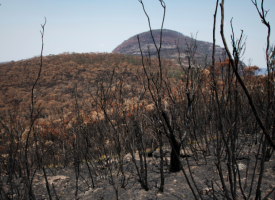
xmin=0 ymin=0 xmax=275 ymax=68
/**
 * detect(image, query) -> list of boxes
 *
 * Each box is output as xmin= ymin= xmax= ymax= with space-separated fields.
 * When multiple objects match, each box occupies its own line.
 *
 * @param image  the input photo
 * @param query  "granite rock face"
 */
xmin=112 ymin=29 xmax=225 ymax=66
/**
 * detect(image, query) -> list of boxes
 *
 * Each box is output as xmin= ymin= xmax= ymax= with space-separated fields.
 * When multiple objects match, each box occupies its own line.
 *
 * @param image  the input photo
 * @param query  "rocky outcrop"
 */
xmin=112 ymin=29 xmax=224 ymax=66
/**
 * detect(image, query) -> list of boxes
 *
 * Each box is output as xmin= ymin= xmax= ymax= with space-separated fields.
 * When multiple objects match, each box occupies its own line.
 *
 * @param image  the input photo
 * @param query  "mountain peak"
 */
xmin=113 ymin=29 xmax=224 ymax=65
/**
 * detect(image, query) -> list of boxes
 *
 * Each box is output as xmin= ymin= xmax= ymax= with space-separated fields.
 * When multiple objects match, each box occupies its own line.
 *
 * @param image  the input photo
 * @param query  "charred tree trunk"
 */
xmin=160 ymin=110 xmax=181 ymax=172
xmin=169 ymin=134 xmax=181 ymax=172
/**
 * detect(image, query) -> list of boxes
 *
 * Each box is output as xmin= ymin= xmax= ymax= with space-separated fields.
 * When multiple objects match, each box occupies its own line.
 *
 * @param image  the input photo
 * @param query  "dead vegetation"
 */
xmin=1 ymin=0 xmax=275 ymax=200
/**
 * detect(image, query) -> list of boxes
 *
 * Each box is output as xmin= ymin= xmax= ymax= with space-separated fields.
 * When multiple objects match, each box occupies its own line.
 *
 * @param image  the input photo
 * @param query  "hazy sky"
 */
xmin=1 ymin=0 xmax=275 ymax=68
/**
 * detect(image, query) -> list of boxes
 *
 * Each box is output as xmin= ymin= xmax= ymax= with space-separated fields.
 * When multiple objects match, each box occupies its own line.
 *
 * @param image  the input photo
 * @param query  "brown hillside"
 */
xmin=0 ymin=52 xmax=174 ymax=120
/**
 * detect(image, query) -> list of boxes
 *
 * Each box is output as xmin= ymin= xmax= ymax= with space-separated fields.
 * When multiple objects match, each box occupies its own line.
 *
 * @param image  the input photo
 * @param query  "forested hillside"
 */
xmin=0 ymin=53 xmax=153 ymax=118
